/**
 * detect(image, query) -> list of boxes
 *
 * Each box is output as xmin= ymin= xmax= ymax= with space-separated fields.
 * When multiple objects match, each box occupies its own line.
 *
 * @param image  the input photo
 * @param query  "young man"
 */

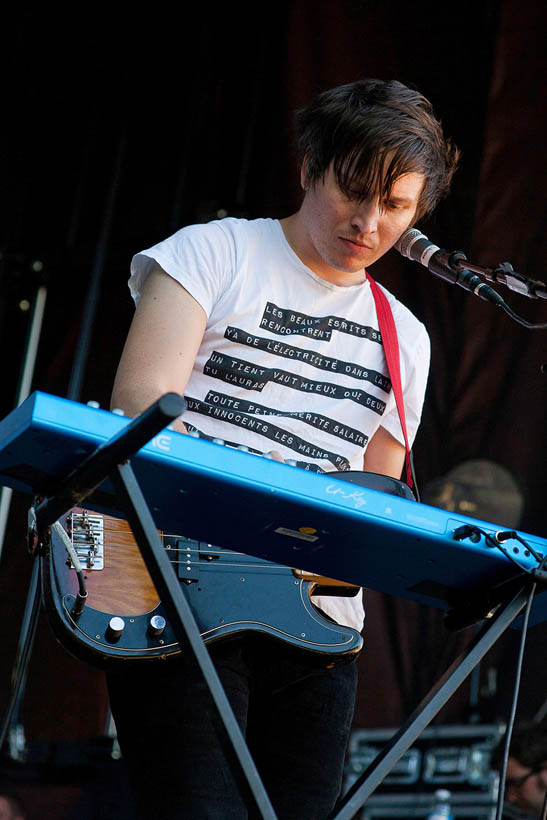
xmin=107 ymin=79 xmax=459 ymax=819
xmin=493 ymin=721 xmax=547 ymax=818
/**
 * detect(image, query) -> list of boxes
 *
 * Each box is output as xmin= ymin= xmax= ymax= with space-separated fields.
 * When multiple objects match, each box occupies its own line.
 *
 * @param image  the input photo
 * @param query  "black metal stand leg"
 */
xmin=0 ymin=556 xmax=41 ymax=756
xmin=31 ymin=394 xmax=277 ymax=817
xmin=329 ymin=585 xmax=532 ymax=820
xmin=111 ymin=461 xmax=278 ymax=820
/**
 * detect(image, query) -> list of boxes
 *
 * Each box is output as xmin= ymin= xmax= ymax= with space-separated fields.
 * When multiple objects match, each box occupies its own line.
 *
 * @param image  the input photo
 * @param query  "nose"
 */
xmin=351 ymin=198 xmax=381 ymax=235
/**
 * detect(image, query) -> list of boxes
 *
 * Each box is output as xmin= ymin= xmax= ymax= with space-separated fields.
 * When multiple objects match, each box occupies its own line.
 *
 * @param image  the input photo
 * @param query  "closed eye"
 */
xmin=385 ymin=197 xmax=413 ymax=210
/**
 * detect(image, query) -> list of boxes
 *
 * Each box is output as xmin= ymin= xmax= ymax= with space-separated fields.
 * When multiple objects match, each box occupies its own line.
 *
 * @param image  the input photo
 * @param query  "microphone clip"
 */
xmin=438 ymin=249 xmax=505 ymax=305
xmin=490 ymin=261 xmax=547 ymax=299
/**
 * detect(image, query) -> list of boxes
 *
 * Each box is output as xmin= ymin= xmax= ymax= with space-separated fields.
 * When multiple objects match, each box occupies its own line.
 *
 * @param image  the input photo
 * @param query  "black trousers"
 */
xmin=107 ymin=635 xmax=358 ymax=820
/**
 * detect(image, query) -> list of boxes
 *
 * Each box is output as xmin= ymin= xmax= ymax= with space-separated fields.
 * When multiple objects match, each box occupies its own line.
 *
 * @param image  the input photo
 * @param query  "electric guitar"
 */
xmin=41 ymin=508 xmax=363 ymax=667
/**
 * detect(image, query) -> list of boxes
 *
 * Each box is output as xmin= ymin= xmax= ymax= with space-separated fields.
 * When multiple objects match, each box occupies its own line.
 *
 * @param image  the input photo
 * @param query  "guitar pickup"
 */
xmin=67 ymin=511 xmax=104 ymax=570
xmin=176 ymin=537 xmax=200 ymax=583
xmin=198 ymin=543 xmax=221 ymax=562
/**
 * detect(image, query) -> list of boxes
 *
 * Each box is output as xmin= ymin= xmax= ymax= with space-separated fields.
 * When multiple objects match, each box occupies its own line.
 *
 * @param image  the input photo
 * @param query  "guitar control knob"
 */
xmin=106 ymin=616 xmax=125 ymax=641
xmin=148 ymin=615 xmax=166 ymax=636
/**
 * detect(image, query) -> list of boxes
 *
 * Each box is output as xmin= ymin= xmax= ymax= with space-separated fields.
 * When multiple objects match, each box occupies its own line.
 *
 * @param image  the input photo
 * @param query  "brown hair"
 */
xmin=491 ymin=721 xmax=547 ymax=771
xmin=295 ymin=79 xmax=460 ymax=220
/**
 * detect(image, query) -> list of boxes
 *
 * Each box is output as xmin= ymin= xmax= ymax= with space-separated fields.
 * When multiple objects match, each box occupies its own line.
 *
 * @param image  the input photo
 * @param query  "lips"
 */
xmin=340 ymin=237 xmax=372 ymax=251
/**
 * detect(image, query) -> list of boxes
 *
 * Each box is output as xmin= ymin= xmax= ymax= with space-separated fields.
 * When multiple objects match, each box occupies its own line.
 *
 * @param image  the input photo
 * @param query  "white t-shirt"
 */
xmin=130 ymin=217 xmax=430 ymax=631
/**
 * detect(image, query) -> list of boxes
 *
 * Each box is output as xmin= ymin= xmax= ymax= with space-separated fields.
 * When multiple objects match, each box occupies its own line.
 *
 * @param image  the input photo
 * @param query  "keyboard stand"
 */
xmin=33 ymin=393 xmax=278 ymax=820
xmin=18 ymin=393 xmax=539 ymax=820
xmin=329 ymin=582 xmax=532 ymax=820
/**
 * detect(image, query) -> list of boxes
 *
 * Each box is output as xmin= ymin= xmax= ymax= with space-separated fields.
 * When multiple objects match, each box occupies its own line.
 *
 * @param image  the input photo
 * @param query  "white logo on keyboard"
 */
xmin=152 ymin=433 xmax=172 ymax=452
xmin=325 ymin=484 xmax=367 ymax=509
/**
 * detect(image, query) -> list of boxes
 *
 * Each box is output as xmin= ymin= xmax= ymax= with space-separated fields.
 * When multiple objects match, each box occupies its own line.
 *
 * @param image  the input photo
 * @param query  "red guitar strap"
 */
xmin=367 ymin=273 xmax=413 ymax=490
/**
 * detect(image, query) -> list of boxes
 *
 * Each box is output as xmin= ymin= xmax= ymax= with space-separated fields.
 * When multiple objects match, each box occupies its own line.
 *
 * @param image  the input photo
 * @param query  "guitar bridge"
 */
xmin=67 ymin=511 xmax=104 ymax=570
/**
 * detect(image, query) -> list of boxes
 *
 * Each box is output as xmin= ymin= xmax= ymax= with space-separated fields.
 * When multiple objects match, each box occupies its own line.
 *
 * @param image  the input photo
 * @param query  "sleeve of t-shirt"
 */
xmin=378 ymin=316 xmax=431 ymax=449
xmin=128 ymin=220 xmax=237 ymax=316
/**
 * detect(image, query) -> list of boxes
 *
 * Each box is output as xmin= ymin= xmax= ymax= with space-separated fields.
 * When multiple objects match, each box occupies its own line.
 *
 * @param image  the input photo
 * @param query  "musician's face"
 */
xmin=295 ymin=163 xmax=424 ymax=286
xmin=505 ymin=757 xmax=547 ymax=816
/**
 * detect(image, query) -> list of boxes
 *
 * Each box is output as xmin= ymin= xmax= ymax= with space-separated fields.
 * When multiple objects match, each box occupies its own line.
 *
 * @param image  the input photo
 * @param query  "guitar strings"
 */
xmin=97 ymin=521 xmax=270 ymax=562
xmin=70 ymin=516 xmax=345 ymax=582
xmin=75 ymin=523 xmax=293 ymax=572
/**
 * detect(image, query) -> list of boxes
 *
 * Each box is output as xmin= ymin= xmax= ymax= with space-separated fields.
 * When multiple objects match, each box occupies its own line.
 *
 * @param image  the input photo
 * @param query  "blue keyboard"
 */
xmin=0 ymin=391 xmax=545 ymax=625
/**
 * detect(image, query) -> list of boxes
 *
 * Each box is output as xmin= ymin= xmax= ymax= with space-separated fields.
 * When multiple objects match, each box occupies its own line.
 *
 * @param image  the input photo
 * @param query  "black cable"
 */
xmin=499 ymin=302 xmax=547 ymax=329
xmin=495 ymin=530 xmax=545 ymax=563
xmin=454 ymin=525 xmax=542 ymax=578
xmin=485 ymin=537 xmax=537 ymax=577
xmin=51 ymin=520 xmax=89 ymax=616
xmin=0 ymin=557 xmax=41 ymax=755
xmin=409 ymin=450 xmax=420 ymax=502
xmin=495 ymin=583 xmax=537 ymax=820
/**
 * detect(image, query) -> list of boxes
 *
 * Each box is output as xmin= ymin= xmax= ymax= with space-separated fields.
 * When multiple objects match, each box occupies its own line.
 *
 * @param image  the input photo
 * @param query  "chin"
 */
xmin=332 ymin=254 xmax=370 ymax=272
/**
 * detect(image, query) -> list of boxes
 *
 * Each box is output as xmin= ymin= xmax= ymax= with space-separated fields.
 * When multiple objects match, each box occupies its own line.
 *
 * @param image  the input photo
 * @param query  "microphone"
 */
xmin=395 ymin=228 xmax=505 ymax=305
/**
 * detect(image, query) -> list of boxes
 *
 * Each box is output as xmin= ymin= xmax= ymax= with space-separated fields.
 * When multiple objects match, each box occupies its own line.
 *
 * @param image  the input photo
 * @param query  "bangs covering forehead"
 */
xmin=331 ymin=142 xmax=425 ymax=203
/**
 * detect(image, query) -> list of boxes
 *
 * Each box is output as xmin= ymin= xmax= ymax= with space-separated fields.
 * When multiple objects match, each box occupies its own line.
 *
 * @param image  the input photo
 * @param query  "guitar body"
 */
xmin=41 ymin=510 xmax=363 ymax=667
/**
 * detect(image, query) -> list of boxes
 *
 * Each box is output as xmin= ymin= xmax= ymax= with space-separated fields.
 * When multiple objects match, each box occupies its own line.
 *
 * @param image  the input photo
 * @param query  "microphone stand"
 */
xmin=440 ymin=251 xmax=547 ymax=329
xmin=450 ymin=256 xmax=547 ymax=300
xmin=396 ymin=229 xmax=547 ymax=323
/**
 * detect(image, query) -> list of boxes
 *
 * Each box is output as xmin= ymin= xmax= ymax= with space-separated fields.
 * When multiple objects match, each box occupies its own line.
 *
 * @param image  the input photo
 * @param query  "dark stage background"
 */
xmin=1 ymin=3 xmax=546 ymax=817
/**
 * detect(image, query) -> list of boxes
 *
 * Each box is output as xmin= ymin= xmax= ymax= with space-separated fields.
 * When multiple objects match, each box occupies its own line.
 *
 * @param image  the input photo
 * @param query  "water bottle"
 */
xmin=426 ymin=789 xmax=454 ymax=820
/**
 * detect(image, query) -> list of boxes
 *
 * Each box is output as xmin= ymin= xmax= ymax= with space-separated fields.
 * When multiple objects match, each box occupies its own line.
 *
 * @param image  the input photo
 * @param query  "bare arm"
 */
xmin=362 ymin=424 xmax=406 ymax=480
xmin=111 ymin=265 xmax=207 ymax=433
